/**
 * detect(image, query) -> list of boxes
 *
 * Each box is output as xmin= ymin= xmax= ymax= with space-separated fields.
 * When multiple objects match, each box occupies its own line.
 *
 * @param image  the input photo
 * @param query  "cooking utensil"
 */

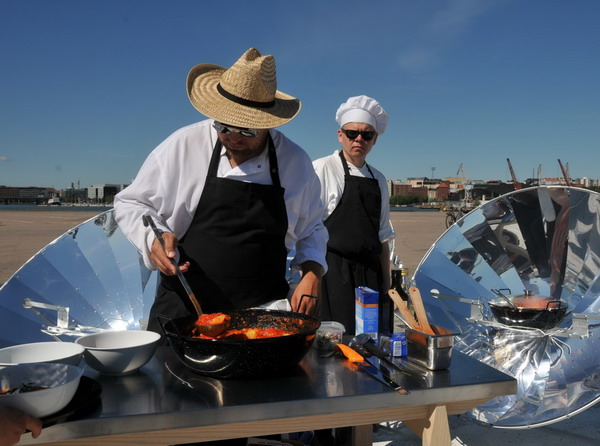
xmin=158 ymin=308 xmax=320 ymax=379
xmin=488 ymin=292 xmax=568 ymax=329
xmin=408 ymin=286 xmax=436 ymax=335
xmin=405 ymin=324 xmax=459 ymax=370
xmin=337 ymin=344 xmax=409 ymax=394
xmin=142 ymin=214 xmax=229 ymax=337
xmin=387 ymin=289 xmax=420 ymax=330
xmin=491 ymin=289 xmax=518 ymax=308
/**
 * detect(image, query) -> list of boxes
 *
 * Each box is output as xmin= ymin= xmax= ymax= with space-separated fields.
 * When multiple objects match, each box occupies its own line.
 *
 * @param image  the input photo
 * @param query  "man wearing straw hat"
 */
xmin=313 ymin=95 xmax=395 ymax=335
xmin=115 ymin=48 xmax=327 ymax=333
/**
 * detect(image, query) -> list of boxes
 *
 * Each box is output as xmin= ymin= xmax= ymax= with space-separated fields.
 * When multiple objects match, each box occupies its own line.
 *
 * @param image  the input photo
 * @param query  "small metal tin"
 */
xmin=405 ymin=324 xmax=459 ymax=370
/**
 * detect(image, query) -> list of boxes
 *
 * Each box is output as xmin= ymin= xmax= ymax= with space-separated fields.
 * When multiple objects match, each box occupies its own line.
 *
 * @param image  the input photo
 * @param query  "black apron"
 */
xmin=319 ymin=151 xmax=383 ymax=334
xmin=147 ymin=134 xmax=289 ymax=333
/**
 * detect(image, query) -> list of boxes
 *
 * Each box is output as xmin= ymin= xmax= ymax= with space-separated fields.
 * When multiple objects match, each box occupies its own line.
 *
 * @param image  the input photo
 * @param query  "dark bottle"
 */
xmin=389 ymin=268 xmax=411 ymax=331
xmin=378 ymin=284 xmax=395 ymax=335
xmin=379 ymin=268 xmax=406 ymax=335
xmin=391 ymin=268 xmax=411 ymax=302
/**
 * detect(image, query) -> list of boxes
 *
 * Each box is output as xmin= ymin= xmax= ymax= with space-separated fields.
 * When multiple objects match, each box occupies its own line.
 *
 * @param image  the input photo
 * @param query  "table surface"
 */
xmin=22 ymin=346 xmax=517 ymax=445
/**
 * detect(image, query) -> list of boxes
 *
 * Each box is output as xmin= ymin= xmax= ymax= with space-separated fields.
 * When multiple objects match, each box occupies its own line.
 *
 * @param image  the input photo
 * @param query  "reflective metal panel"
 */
xmin=414 ymin=186 xmax=600 ymax=427
xmin=0 ymin=210 xmax=158 ymax=347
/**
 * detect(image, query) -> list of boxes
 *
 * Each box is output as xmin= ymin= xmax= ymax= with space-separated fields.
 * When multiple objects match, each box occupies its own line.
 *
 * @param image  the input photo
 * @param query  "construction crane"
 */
xmin=557 ymin=159 xmax=571 ymax=187
xmin=506 ymin=158 xmax=522 ymax=190
xmin=455 ymin=163 xmax=472 ymax=205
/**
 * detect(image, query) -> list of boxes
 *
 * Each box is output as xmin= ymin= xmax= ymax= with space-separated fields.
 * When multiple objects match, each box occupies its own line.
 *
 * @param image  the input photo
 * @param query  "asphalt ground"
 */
xmin=0 ymin=209 xmax=100 ymax=285
xmin=0 ymin=208 xmax=447 ymax=286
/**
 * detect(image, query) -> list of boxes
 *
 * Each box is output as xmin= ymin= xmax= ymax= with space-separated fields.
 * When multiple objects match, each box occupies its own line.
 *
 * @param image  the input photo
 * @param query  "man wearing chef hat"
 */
xmin=313 ymin=95 xmax=395 ymax=334
xmin=114 ymin=48 xmax=327 ymax=333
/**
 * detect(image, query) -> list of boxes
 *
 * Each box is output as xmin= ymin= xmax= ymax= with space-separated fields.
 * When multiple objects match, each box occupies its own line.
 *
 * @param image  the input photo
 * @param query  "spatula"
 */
xmin=387 ymin=289 xmax=420 ymax=330
xmin=408 ymin=286 xmax=436 ymax=335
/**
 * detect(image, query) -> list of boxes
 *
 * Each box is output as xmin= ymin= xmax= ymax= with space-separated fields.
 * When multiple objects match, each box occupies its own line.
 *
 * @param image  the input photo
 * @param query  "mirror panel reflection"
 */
xmin=414 ymin=186 xmax=600 ymax=427
xmin=0 ymin=210 xmax=158 ymax=347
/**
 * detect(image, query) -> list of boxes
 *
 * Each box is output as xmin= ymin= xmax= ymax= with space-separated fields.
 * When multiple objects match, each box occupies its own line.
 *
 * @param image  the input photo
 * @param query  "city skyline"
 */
xmin=3 ymin=169 xmax=594 ymax=193
xmin=1 ymin=1 xmax=599 ymax=188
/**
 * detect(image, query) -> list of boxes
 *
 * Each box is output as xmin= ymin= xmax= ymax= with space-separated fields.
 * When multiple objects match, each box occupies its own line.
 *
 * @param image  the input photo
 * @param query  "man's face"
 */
xmin=214 ymin=122 xmax=270 ymax=162
xmin=337 ymin=122 xmax=378 ymax=167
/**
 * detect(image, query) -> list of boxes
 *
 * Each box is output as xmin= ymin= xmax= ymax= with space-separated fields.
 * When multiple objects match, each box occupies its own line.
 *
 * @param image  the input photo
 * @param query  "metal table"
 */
xmin=21 ymin=346 xmax=516 ymax=446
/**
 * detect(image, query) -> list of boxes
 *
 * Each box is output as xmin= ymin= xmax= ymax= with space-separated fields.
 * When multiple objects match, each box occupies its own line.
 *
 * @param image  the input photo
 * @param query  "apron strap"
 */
xmin=338 ymin=150 xmax=375 ymax=179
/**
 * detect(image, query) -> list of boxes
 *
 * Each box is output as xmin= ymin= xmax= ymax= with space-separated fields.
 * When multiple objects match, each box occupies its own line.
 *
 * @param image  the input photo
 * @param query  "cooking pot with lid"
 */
xmin=158 ymin=308 xmax=320 ymax=379
xmin=488 ymin=289 xmax=568 ymax=330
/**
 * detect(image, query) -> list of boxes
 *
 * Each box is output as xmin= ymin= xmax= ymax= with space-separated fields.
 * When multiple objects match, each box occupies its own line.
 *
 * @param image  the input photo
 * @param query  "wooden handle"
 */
xmin=388 ymin=289 xmax=421 ymax=331
xmin=408 ymin=286 xmax=436 ymax=335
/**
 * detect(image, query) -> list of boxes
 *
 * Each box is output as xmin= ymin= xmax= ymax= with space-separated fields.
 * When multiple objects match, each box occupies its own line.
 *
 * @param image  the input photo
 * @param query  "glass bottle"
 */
xmin=391 ymin=268 xmax=411 ymax=302
xmin=390 ymin=267 xmax=411 ymax=331
xmin=378 ymin=282 xmax=395 ymax=335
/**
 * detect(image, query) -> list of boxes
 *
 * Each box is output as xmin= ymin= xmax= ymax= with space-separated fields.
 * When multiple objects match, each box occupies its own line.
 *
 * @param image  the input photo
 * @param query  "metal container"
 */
xmin=488 ymin=290 xmax=568 ymax=330
xmin=405 ymin=324 xmax=459 ymax=370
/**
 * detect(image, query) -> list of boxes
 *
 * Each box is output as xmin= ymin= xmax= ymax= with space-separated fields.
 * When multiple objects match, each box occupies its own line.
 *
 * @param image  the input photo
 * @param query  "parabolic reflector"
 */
xmin=0 ymin=210 xmax=158 ymax=347
xmin=413 ymin=186 xmax=600 ymax=428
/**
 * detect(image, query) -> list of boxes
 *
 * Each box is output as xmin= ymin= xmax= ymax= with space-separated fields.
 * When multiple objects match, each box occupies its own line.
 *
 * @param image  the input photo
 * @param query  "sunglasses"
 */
xmin=213 ymin=121 xmax=260 ymax=138
xmin=341 ymin=128 xmax=376 ymax=141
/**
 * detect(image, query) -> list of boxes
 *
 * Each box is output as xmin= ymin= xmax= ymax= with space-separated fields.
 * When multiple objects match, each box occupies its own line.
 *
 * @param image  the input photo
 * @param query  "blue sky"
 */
xmin=1 ymin=0 xmax=599 ymax=188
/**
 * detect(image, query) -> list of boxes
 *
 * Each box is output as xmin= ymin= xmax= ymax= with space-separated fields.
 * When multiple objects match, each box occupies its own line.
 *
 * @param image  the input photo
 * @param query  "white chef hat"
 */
xmin=335 ymin=95 xmax=388 ymax=134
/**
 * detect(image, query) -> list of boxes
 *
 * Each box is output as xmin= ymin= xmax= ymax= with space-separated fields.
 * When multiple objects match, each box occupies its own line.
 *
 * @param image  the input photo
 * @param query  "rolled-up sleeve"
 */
xmin=114 ymin=122 xmax=211 ymax=270
xmin=114 ymin=152 xmax=171 ymax=270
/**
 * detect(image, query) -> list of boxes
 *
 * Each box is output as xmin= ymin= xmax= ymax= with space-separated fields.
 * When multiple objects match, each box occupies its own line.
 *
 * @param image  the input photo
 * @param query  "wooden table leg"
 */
xmin=351 ymin=424 xmax=373 ymax=446
xmin=403 ymin=405 xmax=451 ymax=446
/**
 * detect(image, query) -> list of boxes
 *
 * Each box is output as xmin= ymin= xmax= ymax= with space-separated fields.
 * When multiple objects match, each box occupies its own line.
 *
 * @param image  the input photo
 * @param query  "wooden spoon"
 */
xmin=387 ymin=289 xmax=420 ymax=331
xmin=408 ymin=286 xmax=436 ymax=335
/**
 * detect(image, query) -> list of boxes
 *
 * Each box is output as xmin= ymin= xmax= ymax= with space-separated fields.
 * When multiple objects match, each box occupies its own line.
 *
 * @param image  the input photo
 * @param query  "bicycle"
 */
xmin=445 ymin=207 xmax=468 ymax=228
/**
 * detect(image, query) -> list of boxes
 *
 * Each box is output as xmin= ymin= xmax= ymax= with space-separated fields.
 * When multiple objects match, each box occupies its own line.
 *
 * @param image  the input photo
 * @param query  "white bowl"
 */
xmin=0 ymin=363 xmax=83 ymax=418
xmin=75 ymin=330 xmax=160 ymax=376
xmin=0 ymin=342 xmax=85 ymax=366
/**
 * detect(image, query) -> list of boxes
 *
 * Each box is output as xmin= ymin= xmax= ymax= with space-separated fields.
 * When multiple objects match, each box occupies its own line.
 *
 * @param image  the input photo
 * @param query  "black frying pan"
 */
xmin=158 ymin=308 xmax=320 ymax=379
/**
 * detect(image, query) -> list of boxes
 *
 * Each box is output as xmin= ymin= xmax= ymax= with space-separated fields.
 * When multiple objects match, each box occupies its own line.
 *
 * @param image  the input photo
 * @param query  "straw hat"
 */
xmin=186 ymin=48 xmax=301 ymax=129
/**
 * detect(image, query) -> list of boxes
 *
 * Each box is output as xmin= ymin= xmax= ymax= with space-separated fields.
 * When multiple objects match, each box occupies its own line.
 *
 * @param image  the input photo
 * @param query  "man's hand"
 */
xmin=149 ymin=232 xmax=190 ymax=275
xmin=0 ymin=407 xmax=42 ymax=446
xmin=290 ymin=261 xmax=323 ymax=316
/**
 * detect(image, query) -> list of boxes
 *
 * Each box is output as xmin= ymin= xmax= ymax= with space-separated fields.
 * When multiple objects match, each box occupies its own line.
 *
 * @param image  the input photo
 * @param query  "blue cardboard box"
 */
xmin=355 ymin=286 xmax=379 ymax=338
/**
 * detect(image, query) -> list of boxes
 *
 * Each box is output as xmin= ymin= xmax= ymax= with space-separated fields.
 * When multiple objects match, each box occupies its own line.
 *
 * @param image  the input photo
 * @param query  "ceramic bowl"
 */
xmin=75 ymin=330 xmax=160 ymax=376
xmin=0 ymin=363 xmax=83 ymax=417
xmin=0 ymin=342 xmax=85 ymax=367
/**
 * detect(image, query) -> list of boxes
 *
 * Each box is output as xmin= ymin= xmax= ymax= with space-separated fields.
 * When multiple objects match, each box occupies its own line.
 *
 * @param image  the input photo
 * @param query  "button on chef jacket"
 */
xmin=114 ymin=120 xmax=328 ymax=306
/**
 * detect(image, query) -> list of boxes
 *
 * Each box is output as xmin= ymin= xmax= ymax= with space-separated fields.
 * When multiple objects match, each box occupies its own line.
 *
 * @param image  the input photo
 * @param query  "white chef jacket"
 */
xmin=312 ymin=150 xmax=395 ymax=243
xmin=114 ymin=120 xmax=328 ymax=273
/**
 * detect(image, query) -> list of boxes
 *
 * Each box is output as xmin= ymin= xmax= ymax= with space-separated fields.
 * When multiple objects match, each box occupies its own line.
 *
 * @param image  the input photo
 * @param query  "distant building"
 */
xmin=62 ymin=187 xmax=88 ymax=203
xmin=87 ymin=184 xmax=128 ymax=204
xmin=0 ymin=186 xmax=52 ymax=204
xmin=435 ymin=183 xmax=450 ymax=201
xmin=388 ymin=180 xmax=429 ymax=201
